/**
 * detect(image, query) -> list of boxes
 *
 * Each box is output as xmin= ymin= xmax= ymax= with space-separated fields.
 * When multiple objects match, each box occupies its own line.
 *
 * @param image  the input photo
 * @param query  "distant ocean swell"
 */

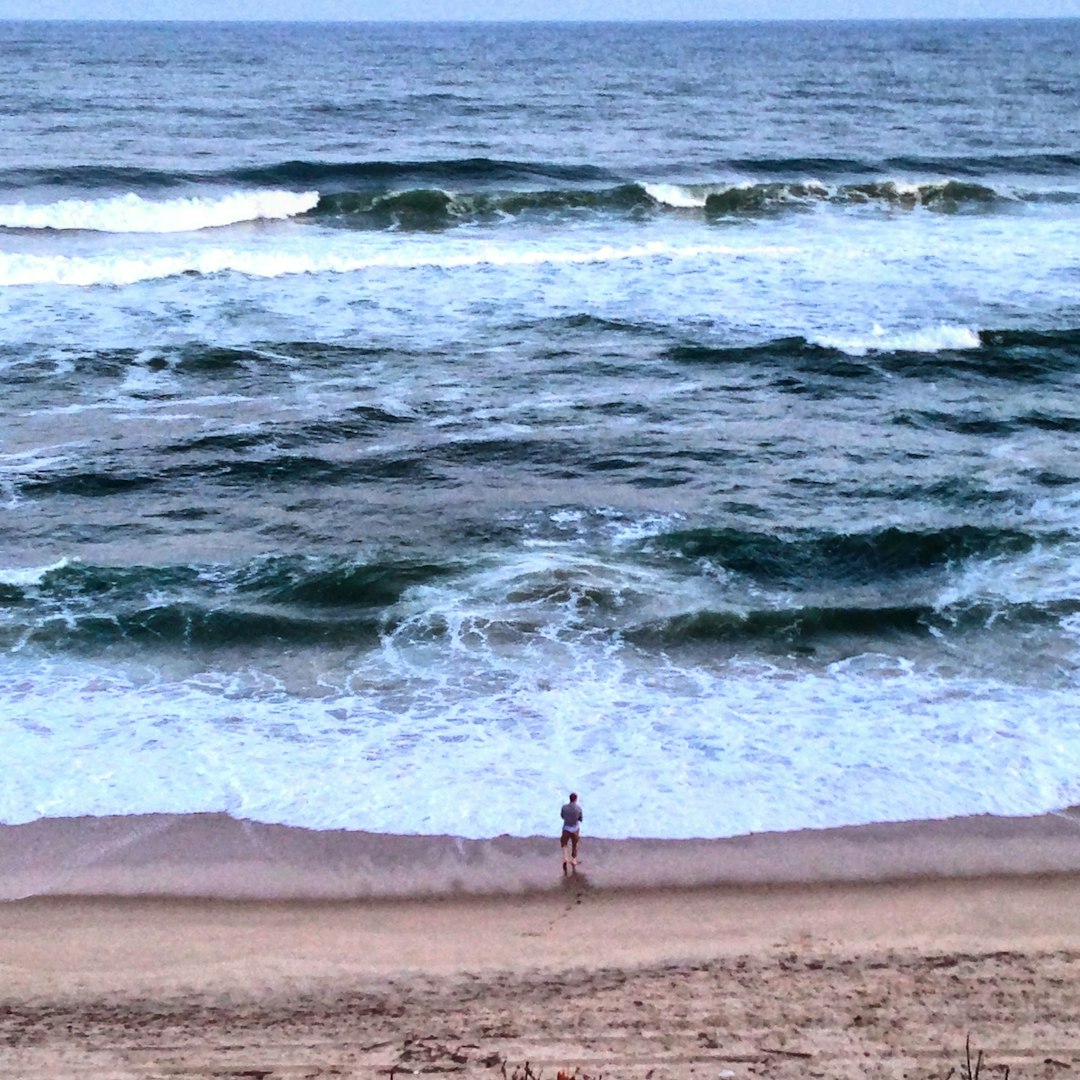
xmin=5 ymin=152 xmax=1080 ymax=191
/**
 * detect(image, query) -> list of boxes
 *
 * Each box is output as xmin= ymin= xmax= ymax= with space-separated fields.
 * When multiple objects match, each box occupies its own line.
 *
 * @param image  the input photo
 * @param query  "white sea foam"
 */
xmin=936 ymin=539 xmax=1080 ymax=611
xmin=642 ymin=183 xmax=709 ymax=209
xmin=0 ymin=448 xmax=81 ymax=509
xmin=0 ymin=239 xmax=798 ymax=288
xmin=813 ymin=323 xmax=982 ymax=356
xmin=0 ymin=191 xmax=320 ymax=234
xmin=602 ymin=509 xmax=687 ymax=547
xmin=4 ymin=545 xmax=1080 ymax=838
xmin=2 ymin=650 xmax=1079 ymax=839
xmin=0 ymin=558 xmax=70 ymax=588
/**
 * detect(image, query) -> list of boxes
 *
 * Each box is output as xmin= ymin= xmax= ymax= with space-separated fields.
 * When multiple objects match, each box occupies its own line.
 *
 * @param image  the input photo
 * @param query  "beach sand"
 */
xmin=3 ymin=812 xmax=1080 ymax=1078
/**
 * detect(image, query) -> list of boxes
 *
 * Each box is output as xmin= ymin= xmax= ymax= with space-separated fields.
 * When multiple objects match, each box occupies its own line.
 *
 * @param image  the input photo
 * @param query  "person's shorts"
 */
xmin=560 ymin=828 xmax=580 ymax=845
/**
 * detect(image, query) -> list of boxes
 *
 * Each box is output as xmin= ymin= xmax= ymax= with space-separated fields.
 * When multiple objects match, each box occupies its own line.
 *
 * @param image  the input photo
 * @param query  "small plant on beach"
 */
xmin=497 ymin=1065 xmax=602 ymax=1080
xmin=501 ymin=1064 xmax=539 ymax=1080
xmin=501 ymin=1062 xmax=539 ymax=1080
xmin=942 ymin=1034 xmax=1009 ymax=1080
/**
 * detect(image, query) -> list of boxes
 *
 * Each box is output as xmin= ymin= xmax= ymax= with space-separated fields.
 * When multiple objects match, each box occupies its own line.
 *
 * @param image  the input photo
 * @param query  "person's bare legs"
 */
xmin=560 ymin=827 xmax=581 ymax=873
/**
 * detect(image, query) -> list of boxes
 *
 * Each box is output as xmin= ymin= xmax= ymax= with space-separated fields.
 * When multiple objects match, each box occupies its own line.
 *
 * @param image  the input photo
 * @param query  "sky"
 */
xmin=2 ymin=0 xmax=1080 ymax=19
xmin=6 ymin=0 xmax=1080 ymax=19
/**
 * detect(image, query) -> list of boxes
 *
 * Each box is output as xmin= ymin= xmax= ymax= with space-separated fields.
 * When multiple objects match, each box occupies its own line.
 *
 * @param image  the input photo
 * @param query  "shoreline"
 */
xmin=3 ymin=805 xmax=1080 ymax=900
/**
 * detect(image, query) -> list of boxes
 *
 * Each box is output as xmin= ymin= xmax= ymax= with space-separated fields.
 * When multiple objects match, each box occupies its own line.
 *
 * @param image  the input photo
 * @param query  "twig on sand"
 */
xmin=759 ymin=1046 xmax=813 ymax=1058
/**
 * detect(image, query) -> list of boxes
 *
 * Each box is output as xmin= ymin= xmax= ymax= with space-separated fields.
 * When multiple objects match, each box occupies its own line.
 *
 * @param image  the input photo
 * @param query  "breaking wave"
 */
xmin=811 ymin=324 xmax=983 ymax=356
xmin=0 ymin=190 xmax=319 ymax=233
xmin=1 ymin=157 xmax=1076 ymax=239
xmin=308 ymin=178 xmax=1059 ymax=227
xmin=0 ymin=522 xmax=1069 ymax=655
xmin=667 ymin=326 xmax=1080 ymax=365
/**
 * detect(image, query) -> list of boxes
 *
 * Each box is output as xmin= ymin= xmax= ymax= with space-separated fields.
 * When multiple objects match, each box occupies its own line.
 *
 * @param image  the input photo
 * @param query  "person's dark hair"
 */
xmin=569 ymin=792 xmax=577 ymax=801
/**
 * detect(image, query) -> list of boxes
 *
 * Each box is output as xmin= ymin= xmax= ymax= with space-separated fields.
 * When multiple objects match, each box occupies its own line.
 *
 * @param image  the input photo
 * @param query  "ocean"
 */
xmin=4 ymin=17 xmax=1080 ymax=850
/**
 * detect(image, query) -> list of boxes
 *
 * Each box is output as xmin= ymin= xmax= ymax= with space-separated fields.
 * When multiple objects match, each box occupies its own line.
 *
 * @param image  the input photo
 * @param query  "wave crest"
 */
xmin=0 ymin=190 xmax=319 ymax=234
xmin=812 ymin=324 xmax=982 ymax=356
xmin=704 ymin=179 xmax=1005 ymax=216
xmin=312 ymin=183 xmax=655 ymax=228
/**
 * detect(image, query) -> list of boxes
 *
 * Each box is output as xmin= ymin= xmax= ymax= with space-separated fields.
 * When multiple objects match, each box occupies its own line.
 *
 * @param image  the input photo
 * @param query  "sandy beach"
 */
xmin=3 ymin=812 xmax=1080 ymax=1078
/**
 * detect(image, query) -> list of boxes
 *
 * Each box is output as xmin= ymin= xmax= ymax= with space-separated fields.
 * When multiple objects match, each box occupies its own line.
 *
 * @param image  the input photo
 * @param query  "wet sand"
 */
xmin=6 ymin=808 xmax=1080 ymax=900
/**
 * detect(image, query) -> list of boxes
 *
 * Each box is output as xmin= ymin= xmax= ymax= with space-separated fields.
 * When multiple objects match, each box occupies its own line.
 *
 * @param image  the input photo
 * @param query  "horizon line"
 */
xmin=2 ymin=13 xmax=1078 ymax=22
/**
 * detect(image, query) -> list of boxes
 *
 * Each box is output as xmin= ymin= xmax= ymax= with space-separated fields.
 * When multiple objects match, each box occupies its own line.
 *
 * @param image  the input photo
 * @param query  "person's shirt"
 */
xmin=560 ymin=801 xmax=583 ymax=830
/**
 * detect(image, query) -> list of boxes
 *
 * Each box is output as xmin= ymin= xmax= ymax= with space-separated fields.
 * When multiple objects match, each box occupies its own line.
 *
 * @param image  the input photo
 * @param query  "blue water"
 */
xmin=3 ymin=19 xmax=1080 ymax=839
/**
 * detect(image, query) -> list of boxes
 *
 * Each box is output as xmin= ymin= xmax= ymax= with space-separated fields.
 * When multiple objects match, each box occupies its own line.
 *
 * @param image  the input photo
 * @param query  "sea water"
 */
xmin=3 ymin=19 xmax=1080 ymax=841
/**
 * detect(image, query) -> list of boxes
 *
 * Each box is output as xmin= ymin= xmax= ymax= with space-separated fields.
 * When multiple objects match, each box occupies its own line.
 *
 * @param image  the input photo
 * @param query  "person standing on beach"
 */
xmin=560 ymin=792 xmax=583 ymax=872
